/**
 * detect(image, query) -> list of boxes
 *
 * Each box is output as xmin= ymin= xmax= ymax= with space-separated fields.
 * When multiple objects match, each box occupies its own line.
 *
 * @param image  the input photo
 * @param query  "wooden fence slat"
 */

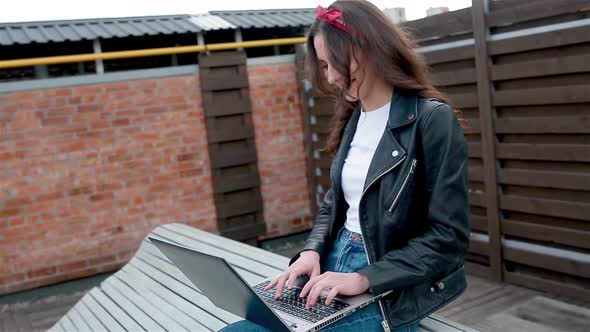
xmin=491 ymin=54 xmax=590 ymax=81
xmin=500 ymin=195 xmax=590 ymax=221
xmin=88 ymin=289 xmax=145 ymax=331
xmin=498 ymin=168 xmax=590 ymax=191
xmin=488 ymin=0 xmax=589 ymax=28
xmin=503 ymin=219 xmax=590 ymax=250
xmin=471 ymin=215 xmax=488 ymax=233
xmin=432 ymin=68 xmax=477 ymax=86
xmin=494 ymin=85 xmax=590 ymax=106
xmin=422 ymin=45 xmax=475 ymax=65
xmin=503 ymin=246 xmax=590 ymax=278
xmin=488 ymin=24 xmax=590 ymax=55
xmin=59 ymin=315 xmax=77 ymax=332
xmin=495 ymin=116 xmax=590 ymax=134
xmin=403 ymin=7 xmax=473 ymax=42
xmin=496 ymin=143 xmax=590 ymax=162
xmin=212 ymin=172 xmax=260 ymax=194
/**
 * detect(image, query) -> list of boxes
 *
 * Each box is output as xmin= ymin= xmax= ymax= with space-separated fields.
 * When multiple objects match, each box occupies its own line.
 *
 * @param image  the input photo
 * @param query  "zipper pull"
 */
xmin=381 ymin=320 xmax=391 ymax=332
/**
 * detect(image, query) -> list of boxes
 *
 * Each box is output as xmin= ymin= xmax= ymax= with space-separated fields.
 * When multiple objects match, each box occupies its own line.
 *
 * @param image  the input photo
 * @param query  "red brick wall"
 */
xmin=248 ymin=63 xmax=314 ymax=238
xmin=0 ymin=60 xmax=313 ymax=295
xmin=0 ymin=76 xmax=217 ymax=295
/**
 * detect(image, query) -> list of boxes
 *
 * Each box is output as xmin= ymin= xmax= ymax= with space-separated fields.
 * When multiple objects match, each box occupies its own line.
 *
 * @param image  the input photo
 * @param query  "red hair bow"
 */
xmin=316 ymin=5 xmax=348 ymax=32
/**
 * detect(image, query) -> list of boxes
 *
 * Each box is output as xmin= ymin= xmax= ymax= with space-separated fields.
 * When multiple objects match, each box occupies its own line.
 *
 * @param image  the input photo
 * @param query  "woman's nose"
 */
xmin=326 ymin=68 xmax=340 ymax=86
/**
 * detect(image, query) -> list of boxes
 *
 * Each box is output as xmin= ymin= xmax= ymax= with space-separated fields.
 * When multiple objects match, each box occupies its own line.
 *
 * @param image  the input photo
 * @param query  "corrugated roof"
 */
xmin=189 ymin=14 xmax=236 ymax=31
xmin=209 ymin=8 xmax=315 ymax=29
xmin=0 ymin=14 xmax=203 ymax=46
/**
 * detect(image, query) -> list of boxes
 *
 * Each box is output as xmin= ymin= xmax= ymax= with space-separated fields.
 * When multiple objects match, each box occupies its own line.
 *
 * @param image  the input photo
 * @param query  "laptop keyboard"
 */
xmin=253 ymin=280 xmax=350 ymax=323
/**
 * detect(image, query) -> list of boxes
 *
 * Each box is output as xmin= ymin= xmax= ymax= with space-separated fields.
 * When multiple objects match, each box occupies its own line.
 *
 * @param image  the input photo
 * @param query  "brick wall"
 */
xmin=0 ymin=59 xmax=313 ymax=295
xmin=0 ymin=76 xmax=217 ymax=295
xmin=248 ymin=63 xmax=314 ymax=238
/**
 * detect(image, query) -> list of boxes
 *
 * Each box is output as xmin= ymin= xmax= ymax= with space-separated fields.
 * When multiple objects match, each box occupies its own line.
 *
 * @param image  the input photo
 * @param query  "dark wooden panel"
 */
xmin=421 ymin=45 xmax=475 ymax=65
xmin=498 ymin=168 xmax=590 ymax=191
xmin=500 ymin=195 xmax=590 ymax=221
xmin=468 ymin=166 xmax=484 ymax=182
xmin=468 ymin=236 xmax=490 ymax=256
xmin=219 ymin=222 xmax=267 ymax=242
xmin=471 ymin=215 xmax=488 ymax=233
xmin=488 ymin=24 xmax=590 ymax=56
xmin=432 ymin=68 xmax=477 ymax=86
xmin=503 ymin=219 xmax=590 ymax=250
xmin=496 ymin=143 xmax=590 ymax=162
xmin=491 ymin=54 xmax=590 ymax=81
xmin=494 ymin=85 xmax=590 ymax=106
xmin=496 ymin=116 xmax=590 ymax=134
xmin=202 ymin=90 xmax=252 ymax=117
xmin=467 ymin=143 xmax=482 ymax=158
xmin=403 ymin=7 xmax=473 ymax=42
xmin=200 ymin=68 xmax=249 ymax=92
xmin=206 ymin=116 xmax=254 ymax=143
xmin=469 ymin=192 xmax=486 ymax=207
xmin=488 ymin=0 xmax=589 ymax=28
xmin=199 ymin=52 xmax=247 ymax=68
xmin=504 ymin=271 xmax=590 ymax=303
xmin=212 ymin=173 xmax=260 ymax=194
xmin=503 ymin=246 xmax=590 ymax=278
xmin=449 ymin=92 xmax=479 ymax=108
xmin=208 ymin=142 xmax=258 ymax=168
xmin=216 ymin=193 xmax=262 ymax=219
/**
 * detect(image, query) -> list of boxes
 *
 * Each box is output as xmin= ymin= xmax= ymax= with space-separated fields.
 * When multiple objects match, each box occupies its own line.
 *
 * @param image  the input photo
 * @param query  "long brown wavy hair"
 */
xmin=307 ymin=0 xmax=457 ymax=155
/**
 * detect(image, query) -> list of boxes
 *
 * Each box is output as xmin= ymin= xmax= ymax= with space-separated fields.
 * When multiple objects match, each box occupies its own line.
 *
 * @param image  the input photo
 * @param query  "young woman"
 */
xmin=220 ymin=0 xmax=470 ymax=331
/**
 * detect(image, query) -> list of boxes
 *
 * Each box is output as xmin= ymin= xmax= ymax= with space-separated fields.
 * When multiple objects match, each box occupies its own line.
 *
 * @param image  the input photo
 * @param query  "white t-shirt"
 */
xmin=341 ymin=102 xmax=391 ymax=234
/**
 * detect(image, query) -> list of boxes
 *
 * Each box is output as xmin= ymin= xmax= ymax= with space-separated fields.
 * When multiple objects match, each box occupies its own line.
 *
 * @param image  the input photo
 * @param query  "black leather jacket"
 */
xmin=290 ymin=91 xmax=470 ymax=330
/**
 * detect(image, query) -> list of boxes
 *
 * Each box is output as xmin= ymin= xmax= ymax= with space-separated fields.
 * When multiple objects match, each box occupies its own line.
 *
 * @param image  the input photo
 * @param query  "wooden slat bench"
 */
xmin=49 ymin=223 xmax=477 ymax=332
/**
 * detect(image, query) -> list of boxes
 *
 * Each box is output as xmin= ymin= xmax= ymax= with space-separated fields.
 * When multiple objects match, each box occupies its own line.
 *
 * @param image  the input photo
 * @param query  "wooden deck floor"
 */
xmin=2 ymin=273 xmax=588 ymax=332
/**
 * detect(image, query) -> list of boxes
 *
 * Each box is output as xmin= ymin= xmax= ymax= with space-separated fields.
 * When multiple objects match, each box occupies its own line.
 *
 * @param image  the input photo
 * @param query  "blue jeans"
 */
xmin=219 ymin=227 xmax=420 ymax=332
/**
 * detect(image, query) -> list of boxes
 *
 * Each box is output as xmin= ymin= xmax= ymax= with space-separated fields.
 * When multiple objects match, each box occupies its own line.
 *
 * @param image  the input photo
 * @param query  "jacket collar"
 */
xmin=332 ymin=90 xmax=418 ymax=194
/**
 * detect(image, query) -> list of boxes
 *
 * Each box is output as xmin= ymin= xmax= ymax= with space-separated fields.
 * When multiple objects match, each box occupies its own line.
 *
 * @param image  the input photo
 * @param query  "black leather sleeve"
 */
xmin=358 ymin=103 xmax=471 ymax=294
xmin=288 ymin=188 xmax=334 ymax=266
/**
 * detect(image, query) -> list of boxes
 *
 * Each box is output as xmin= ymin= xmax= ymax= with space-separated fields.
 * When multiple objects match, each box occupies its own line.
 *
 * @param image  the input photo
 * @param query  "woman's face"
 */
xmin=314 ymin=33 xmax=371 ymax=102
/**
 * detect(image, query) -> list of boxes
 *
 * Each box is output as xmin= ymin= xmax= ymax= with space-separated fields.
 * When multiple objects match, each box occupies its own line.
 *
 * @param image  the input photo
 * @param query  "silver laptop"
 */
xmin=148 ymin=236 xmax=392 ymax=332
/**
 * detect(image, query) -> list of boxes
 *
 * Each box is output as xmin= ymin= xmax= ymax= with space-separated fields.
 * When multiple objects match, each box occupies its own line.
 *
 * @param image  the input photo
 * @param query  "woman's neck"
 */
xmin=360 ymin=81 xmax=393 ymax=112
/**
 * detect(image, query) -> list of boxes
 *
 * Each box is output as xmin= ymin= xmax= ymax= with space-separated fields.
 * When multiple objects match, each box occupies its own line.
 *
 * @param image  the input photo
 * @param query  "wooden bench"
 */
xmin=49 ymin=223 xmax=477 ymax=331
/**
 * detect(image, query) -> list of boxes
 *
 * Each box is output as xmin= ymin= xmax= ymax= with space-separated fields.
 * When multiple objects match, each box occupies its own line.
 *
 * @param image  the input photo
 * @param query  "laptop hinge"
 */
xmin=381 ymin=319 xmax=391 ymax=332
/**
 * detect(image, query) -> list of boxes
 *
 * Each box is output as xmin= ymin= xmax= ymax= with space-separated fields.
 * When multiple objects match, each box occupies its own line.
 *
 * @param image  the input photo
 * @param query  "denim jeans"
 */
xmin=218 ymin=227 xmax=420 ymax=332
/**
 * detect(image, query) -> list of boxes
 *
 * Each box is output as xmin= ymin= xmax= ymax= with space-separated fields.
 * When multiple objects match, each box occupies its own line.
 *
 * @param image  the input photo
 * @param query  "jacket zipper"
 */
xmin=387 ymin=158 xmax=418 ymax=213
xmin=358 ymin=155 xmax=407 ymax=332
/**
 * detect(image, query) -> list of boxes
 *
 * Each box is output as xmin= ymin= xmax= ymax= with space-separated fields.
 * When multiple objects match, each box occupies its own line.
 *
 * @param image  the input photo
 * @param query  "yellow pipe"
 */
xmin=0 ymin=37 xmax=307 ymax=69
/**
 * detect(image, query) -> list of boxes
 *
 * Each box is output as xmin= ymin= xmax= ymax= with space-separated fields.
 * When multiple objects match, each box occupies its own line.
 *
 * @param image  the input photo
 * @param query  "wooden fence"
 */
xmin=298 ymin=0 xmax=590 ymax=300
xmin=199 ymin=52 xmax=266 ymax=244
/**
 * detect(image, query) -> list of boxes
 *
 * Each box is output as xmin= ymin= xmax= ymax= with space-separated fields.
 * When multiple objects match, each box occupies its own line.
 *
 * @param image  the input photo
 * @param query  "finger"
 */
xmin=300 ymin=274 xmax=324 ymax=298
xmin=264 ymin=273 xmax=282 ymax=290
xmin=306 ymin=282 xmax=327 ymax=309
xmin=286 ymin=268 xmax=302 ymax=290
xmin=274 ymin=274 xmax=289 ymax=299
xmin=325 ymin=287 xmax=339 ymax=305
xmin=311 ymin=264 xmax=320 ymax=279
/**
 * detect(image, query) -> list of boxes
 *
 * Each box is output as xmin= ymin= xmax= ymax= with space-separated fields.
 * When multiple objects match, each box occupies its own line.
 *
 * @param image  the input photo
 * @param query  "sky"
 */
xmin=1 ymin=0 xmax=471 ymax=24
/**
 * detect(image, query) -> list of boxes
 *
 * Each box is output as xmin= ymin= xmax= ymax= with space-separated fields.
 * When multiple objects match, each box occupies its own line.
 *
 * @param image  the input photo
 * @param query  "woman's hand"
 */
xmin=264 ymin=250 xmax=321 ymax=299
xmin=299 ymin=272 xmax=370 ymax=309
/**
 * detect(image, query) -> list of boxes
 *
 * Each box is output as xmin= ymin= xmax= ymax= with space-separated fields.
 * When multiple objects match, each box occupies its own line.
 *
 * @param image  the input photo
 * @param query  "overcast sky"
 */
xmin=2 ymin=0 xmax=471 ymax=24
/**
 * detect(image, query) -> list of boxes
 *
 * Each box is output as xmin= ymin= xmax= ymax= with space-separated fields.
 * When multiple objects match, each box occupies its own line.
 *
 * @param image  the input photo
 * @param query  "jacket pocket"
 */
xmin=386 ymin=158 xmax=418 ymax=213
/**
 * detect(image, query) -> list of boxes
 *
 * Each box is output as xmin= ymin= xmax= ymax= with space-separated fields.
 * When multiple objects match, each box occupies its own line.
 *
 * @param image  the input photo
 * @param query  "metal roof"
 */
xmin=0 ymin=14 xmax=203 ymax=46
xmin=0 ymin=9 xmax=315 ymax=46
xmin=189 ymin=14 xmax=236 ymax=31
xmin=209 ymin=8 xmax=315 ymax=29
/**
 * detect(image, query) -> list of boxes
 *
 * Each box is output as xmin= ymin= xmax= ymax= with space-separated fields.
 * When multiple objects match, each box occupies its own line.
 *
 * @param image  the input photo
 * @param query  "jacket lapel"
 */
xmin=363 ymin=91 xmax=418 ymax=193
xmin=331 ymin=91 xmax=419 ymax=195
